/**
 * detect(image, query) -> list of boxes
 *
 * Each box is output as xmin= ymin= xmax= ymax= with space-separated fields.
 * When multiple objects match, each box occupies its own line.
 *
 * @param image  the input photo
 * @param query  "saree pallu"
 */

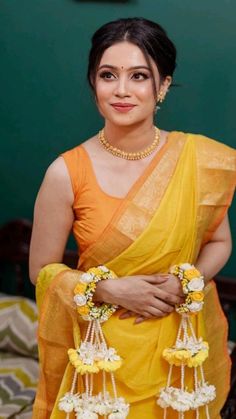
xmin=33 ymin=133 xmax=236 ymax=419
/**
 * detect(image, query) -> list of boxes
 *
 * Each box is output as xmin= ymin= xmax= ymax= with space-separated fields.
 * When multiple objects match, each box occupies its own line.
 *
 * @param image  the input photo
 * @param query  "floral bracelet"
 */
xmin=73 ymin=265 xmax=118 ymax=322
xmin=169 ymin=263 xmax=205 ymax=314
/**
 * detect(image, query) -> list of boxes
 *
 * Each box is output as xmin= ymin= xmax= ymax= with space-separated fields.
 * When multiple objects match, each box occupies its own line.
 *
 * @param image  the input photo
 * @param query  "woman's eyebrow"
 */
xmin=98 ymin=64 xmax=151 ymax=71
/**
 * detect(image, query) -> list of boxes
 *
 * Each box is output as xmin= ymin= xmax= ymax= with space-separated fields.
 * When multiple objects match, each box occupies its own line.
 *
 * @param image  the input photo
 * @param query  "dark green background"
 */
xmin=0 ymin=0 xmax=235 ymax=275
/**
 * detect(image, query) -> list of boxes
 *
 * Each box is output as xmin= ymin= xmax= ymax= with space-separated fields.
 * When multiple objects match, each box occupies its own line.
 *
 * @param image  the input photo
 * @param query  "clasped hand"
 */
xmin=94 ymin=274 xmax=184 ymax=324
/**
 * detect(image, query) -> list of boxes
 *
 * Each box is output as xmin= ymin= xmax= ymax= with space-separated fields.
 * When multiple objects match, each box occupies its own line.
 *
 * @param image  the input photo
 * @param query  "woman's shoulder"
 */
xmin=173 ymin=131 xmax=235 ymax=164
xmin=186 ymin=132 xmax=235 ymax=152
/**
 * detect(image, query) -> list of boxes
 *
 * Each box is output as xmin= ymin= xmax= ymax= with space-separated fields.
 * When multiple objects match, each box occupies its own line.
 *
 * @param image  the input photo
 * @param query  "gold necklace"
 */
xmin=98 ymin=127 xmax=160 ymax=160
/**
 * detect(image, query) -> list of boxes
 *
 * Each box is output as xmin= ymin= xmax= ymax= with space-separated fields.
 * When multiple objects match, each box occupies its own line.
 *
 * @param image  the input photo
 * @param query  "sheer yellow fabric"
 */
xmin=33 ymin=134 xmax=235 ymax=418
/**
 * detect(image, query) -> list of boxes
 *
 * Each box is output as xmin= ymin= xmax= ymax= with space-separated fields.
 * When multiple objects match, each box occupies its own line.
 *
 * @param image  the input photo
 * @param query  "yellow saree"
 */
xmin=33 ymin=133 xmax=236 ymax=419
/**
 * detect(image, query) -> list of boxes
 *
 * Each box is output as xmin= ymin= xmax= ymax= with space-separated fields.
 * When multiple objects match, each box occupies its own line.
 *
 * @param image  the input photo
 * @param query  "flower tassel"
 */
xmin=58 ymin=266 xmax=129 ymax=419
xmin=157 ymin=264 xmax=216 ymax=418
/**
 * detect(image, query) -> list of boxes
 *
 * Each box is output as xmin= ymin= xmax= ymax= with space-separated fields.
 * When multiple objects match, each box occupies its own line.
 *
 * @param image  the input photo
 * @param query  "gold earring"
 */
xmin=157 ymin=90 xmax=165 ymax=103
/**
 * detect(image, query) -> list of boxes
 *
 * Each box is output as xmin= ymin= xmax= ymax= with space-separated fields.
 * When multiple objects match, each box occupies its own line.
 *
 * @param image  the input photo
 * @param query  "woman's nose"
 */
xmin=114 ymin=76 xmax=131 ymax=97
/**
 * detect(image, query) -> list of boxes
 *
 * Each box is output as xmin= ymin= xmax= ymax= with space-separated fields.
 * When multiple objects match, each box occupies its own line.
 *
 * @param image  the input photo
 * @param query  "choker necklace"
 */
xmin=98 ymin=127 xmax=160 ymax=160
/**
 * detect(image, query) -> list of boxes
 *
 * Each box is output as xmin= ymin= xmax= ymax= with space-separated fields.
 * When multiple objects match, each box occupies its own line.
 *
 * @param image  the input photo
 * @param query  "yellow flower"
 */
xmin=184 ymin=268 xmax=201 ymax=280
xmin=88 ymin=282 xmax=96 ymax=292
xmin=77 ymin=305 xmax=90 ymax=315
xmin=97 ymin=359 xmax=122 ymax=372
xmin=88 ymin=267 xmax=102 ymax=276
xmin=76 ymin=363 xmax=100 ymax=375
xmin=163 ymin=348 xmax=192 ymax=366
xmin=74 ymin=282 xmax=87 ymax=294
xmin=187 ymin=347 xmax=209 ymax=367
xmin=190 ymin=291 xmax=204 ymax=302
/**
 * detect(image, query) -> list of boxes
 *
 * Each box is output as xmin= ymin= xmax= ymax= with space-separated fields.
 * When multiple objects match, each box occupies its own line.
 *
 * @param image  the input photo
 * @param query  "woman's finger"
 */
xmin=119 ymin=311 xmax=134 ymax=319
xmin=134 ymin=316 xmax=145 ymax=324
xmin=154 ymin=288 xmax=183 ymax=305
xmin=143 ymin=275 xmax=168 ymax=285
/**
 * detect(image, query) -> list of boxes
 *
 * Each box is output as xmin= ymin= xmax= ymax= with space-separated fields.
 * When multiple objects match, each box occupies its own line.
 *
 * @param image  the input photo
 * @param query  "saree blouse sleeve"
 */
xmin=194 ymin=134 xmax=236 ymax=245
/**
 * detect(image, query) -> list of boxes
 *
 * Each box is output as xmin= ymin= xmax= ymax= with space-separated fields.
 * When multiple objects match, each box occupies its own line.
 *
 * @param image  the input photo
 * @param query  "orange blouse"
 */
xmin=61 ymin=145 xmax=122 ymax=253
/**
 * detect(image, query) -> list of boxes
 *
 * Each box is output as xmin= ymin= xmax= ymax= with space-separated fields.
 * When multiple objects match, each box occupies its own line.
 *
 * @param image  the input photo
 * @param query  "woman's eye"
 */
xmin=99 ymin=71 xmax=116 ymax=80
xmin=132 ymin=72 xmax=149 ymax=80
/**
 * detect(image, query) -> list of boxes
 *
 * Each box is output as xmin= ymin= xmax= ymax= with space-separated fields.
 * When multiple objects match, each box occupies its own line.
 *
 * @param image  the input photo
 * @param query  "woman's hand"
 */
xmin=119 ymin=274 xmax=184 ymax=323
xmin=94 ymin=274 xmax=184 ymax=323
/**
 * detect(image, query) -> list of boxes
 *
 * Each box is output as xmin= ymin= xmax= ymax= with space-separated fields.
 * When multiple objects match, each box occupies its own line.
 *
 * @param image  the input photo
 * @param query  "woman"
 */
xmin=29 ymin=18 xmax=236 ymax=418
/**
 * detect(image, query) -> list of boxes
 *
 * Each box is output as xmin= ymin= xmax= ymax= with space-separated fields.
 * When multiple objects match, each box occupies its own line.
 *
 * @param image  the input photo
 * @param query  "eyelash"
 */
xmin=99 ymin=71 xmax=150 ymax=81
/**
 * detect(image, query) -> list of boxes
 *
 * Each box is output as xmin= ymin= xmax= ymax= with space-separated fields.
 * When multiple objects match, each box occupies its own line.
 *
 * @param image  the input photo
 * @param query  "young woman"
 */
xmin=30 ymin=18 xmax=236 ymax=418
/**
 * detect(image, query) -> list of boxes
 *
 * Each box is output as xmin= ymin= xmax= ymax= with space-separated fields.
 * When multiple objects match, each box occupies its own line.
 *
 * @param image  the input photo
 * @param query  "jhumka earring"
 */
xmin=157 ymin=90 xmax=165 ymax=103
xmin=155 ymin=90 xmax=166 ymax=113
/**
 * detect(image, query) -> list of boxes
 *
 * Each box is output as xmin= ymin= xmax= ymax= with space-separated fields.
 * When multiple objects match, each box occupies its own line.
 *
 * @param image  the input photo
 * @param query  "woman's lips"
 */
xmin=111 ymin=103 xmax=136 ymax=113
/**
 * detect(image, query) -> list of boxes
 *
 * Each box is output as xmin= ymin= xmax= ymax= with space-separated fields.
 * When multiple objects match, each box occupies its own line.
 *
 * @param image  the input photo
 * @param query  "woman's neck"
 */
xmin=103 ymin=121 xmax=158 ymax=153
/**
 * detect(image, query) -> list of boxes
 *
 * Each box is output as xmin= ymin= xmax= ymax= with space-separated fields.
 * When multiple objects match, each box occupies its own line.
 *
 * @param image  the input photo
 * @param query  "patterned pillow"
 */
xmin=0 ymin=352 xmax=38 ymax=419
xmin=0 ymin=294 xmax=38 ymax=359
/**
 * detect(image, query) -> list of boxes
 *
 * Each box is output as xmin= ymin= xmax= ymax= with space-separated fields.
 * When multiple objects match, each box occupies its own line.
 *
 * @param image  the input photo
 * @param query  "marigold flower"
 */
xmin=163 ymin=348 xmax=192 ymax=366
xmin=97 ymin=359 xmax=122 ymax=372
xmin=187 ymin=349 xmax=209 ymax=367
xmin=89 ymin=267 xmax=104 ymax=276
xmin=184 ymin=268 xmax=201 ymax=280
xmin=77 ymin=305 xmax=90 ymax=315
xmin=190 ymin=291 xmax=204 ymax=302
xmin=74 ymin=282 xmax=87 ymax=294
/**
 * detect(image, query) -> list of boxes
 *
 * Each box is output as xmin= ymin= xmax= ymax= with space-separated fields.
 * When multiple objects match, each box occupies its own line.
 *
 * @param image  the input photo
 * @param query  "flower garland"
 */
xmin=73 ymin=266 xmax=118 ymax=322
xmin=157 ymin=263 xmax=216 ymax=418
xmin=162 ymin=337 xmax=209 ymax=368
xmin=169 ymin=263 xmax=205 ymax=314
xmin=58 ymin=266 xmax=130 ymax=419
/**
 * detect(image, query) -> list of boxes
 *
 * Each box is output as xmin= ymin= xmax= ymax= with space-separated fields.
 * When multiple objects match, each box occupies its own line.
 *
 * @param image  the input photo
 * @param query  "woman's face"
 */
xmin=94 ymin=41 xmax=168 ymax=127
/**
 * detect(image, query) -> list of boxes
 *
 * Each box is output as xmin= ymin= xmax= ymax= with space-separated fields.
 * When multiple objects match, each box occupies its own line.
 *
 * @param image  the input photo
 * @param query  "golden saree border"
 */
xmin=195 ymin=135 xmax=236 ymax=252
xmin=33 ymin=267 xmax=84 ymax=419
xmin=78 ymin=131 xmax=186 ymax=271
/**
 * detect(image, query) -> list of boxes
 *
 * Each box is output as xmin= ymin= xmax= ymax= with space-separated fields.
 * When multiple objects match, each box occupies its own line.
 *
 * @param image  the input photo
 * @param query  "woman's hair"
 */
xmin=87 ymin=17 xmax=177 ymax=96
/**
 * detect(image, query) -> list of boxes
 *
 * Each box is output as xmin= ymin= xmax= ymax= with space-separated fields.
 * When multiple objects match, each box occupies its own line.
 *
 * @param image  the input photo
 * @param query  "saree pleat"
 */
xmin=33 ymin=133 xmax=236 ymax=418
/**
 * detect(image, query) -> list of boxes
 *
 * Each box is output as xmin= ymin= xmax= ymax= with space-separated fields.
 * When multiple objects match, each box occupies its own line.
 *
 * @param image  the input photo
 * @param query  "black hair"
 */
xmin=87 ymin=17 xmax=177 ymax=97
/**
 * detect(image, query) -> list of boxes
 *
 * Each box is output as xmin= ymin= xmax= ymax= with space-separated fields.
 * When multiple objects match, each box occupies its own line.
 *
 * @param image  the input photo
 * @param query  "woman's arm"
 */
xmin=195 ymin=212 xmax=232 ymax=282
xmin=94 ymin=212 xmax=232 ymax=323
xmin=29 ymin=157 xmax=74 ymax=284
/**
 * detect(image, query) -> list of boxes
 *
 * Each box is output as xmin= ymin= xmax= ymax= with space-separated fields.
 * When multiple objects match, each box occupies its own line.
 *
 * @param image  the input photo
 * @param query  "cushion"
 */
xmin=0 ymin=352 xmax=38 ymax=418
xmin=0 ymin=294 xmax=38 ymax=359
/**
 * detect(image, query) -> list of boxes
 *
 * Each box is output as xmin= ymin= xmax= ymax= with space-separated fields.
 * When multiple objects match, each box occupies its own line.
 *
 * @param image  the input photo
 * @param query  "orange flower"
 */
xmin=184 ymin=268 xmax=201 ymax=280
xmin=190 ymin=291 xmax=204 ymax=302
xmin=77 ymin=305 xmax=90 ymax=315
xmin=74 ymin=282 xmax=87 ymax=294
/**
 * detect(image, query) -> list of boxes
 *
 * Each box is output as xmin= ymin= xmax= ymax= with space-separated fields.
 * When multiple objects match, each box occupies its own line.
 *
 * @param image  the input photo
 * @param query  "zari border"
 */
xmin=78 ymin=132 xmax=187 ymax=271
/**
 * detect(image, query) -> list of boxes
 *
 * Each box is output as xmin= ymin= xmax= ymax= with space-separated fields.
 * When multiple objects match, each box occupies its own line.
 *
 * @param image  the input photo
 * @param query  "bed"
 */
xmin=0 ymin=219 xmax=235 ymax=418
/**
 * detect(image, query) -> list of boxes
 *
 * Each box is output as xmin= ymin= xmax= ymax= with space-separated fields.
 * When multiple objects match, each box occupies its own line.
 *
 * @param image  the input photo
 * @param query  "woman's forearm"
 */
xmin=196 ymin=213 xmax=232 ymax=283
xmin=195 ymin=239 xmax=232 ymax=283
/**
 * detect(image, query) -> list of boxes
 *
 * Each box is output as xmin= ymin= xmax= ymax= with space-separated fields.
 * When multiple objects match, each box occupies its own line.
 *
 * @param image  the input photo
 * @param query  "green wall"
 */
xmin=0 ymin=0 xmax=235 ymax=275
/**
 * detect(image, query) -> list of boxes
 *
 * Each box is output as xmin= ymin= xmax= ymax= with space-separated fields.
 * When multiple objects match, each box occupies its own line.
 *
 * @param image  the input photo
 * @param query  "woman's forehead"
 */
xmin=98 ymin=41 xmax=152 ymax=69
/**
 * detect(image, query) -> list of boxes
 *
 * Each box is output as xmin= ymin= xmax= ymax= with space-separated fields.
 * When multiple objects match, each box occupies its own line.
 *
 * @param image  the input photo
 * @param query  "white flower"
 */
xmin=74 ymin=294 xmax=87 ymax=306
xmin=94 ymin=402 xmax=112 ymax=415
xmin=76 ymin=409 xmax=98 ymax=419
xmin=108 ymin=413 xmax=127 ymax=419
xmin=187 ymin=301 xmax=204 ymax=312
xmin=80 ymin=273 xmax=94 ymax=283
xmin=193 ymin=384 xmax=216 ymax=408
xmin=175 ymin=337 xmax=208 ymax=354
xmin=58 ymin=393 xmax=79 ymax=413
xmin=98 ymin=265 xmax=109 ymax=272
xmin=157 ymin=388 xmax=194 ymax=412
xmin=179 ymin=263 xmax=193 ymax=270
xmin=79 ymin=342 xmax=97 ymax=364
xmin=110 ymin=398 xmax=130 ymax=417
xmin=187 ymin=278 xmax=205 ymax=291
